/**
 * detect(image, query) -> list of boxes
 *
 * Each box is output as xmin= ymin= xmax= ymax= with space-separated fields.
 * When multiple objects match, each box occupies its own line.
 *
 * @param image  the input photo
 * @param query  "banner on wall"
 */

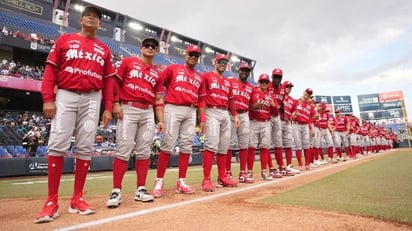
xmin=357 ymin=93 xmax=380 ymax=111
xmin=332 ymin=96 xmax=353 ymax=114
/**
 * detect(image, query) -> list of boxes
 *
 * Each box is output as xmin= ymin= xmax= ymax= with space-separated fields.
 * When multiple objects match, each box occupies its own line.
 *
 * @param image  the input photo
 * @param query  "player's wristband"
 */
xmin=199 ymin=114 xmax=206 ymax=123
xmin=155 ymin=103 xmax=165 ymax=110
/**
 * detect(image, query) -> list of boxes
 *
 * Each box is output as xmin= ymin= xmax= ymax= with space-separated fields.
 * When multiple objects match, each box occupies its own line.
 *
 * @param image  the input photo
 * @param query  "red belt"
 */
xmin=252 ymin=118 xmax=271 ymax=122
xmin=207 ymin=105 xmax=227 ymax=110
xmin=122 ymin=101 xmax=151 ymax=109
xmin=293 ymin=121 xmax=307 ymax=125
xmin=237 ymin=110 xmax=248 ymax=114
xmin=66 ymin=89 xmax=98 ymax=95
xmin=168 ymin=103 xmax=196 ymax=108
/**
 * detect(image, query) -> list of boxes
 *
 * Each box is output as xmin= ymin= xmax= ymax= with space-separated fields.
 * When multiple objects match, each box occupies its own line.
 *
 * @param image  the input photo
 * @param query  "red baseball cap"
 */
xmin=272 ymin=68 xmax=283 ymax=76
xmin=82 ymin=5 xmax=102 ymax=19
xmin=283 ymin=81 xmax=294 ymax=87
xmin=258 ymin=74 xmax=270 ymax=81
xmin=215 ymin=54 xmax=229 ymax=61
xmin=305 ymin=88 xmax=313 ymax=95
xmin=238 ymin=63 xmax=251 ymax=70
xmin=335 ymin=109 xmax=341 ymax=113
xmin=187 ymin=45 xmax=201 ymax=54
xmin=141 ymin=37 xmax=159 ymax=48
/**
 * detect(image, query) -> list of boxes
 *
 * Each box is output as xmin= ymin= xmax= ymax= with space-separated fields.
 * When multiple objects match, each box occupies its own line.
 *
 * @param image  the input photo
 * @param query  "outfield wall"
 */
xmin=0 ymin=154 xmax=204 ymax=177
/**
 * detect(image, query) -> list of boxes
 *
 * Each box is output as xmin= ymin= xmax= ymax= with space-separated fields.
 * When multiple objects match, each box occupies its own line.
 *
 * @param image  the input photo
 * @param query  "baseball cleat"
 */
xmin=106 ymin=189 xmax=121 ymax=208
xmin=135 ymin=187 xmax=154 ymax=202
xmin=68 ymin=194 xmax=95 ymax=215
xmin=34 ymin=200 xmax=59 ymax=223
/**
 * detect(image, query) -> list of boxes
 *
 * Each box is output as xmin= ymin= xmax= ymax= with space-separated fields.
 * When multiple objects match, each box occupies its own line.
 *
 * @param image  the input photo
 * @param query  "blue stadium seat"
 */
xmin=36 ymin=145 xmax=48 ymax=157
xmin=0 ymin=12 xmax=60 ymax=38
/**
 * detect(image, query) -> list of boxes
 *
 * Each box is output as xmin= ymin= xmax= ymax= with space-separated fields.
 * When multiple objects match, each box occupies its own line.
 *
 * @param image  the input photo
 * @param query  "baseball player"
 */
xmin=267 ymin=68 xmax=285 ymax=178
xmin=249 ymin=74 xmax=276 ymax=180
xmin=106 ymin=37 xmax=165 ymax=208
xmin=199 ymin=54 xmax=240 ymax=192
xmin=291 ymin=88 xmax=317 ymax=170
xmin=151 ymin=45 xmax=205 ymax=198
xmin=311 ymin=101 xmax=323 ymax=166
xmin=280 ymin=81 xmax=300 ymax=174
xmin=316 ymin=102 xmax=335 ymax=163
xmin=359 ymin=121 xmax=370 ymax=155
xmin=348 ymin=115 xmax=360 ymax=158
xmin=35 ymin=5 xmax=116 ymax=223
xmin=332 ymin=109 xmax=350 ymax=161
xmin=226 ymin=63 xmax=254 ymax=183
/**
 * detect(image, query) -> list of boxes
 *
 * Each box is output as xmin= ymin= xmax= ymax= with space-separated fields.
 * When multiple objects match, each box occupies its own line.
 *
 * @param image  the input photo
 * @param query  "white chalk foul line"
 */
xmin=55 ymin=152 xmax=387 ymax=231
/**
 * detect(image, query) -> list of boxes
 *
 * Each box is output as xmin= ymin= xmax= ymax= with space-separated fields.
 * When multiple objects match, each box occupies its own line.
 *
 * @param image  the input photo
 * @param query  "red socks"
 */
xmin=135 ymin=159 xmax=150 ymax=188
xmin=73 ymin=158 xmax=90 ymax=197
xmin=178 ymin=153 xmax=190 ymax=178
xmin=47 ymin=156 xmax=64 ymax=201
xmin=156 ymin=151 xmax=170 ymax=178
xmin=202 ymin=150 xmax=214 ymax=179
xmin=112 ymin=157 xmax=128 ymax=189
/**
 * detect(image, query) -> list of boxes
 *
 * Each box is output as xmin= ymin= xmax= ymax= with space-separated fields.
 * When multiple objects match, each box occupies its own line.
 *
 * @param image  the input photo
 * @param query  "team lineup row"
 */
xmin=33 ymin=5 xmax=395 ymax=224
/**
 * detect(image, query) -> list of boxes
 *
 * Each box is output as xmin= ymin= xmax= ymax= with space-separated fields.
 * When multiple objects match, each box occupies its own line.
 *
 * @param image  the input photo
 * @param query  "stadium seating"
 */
xmin=36 ymin=145 xmax=48 ymax=157
xmin=0 ymin=12 xmax=60 ymax=38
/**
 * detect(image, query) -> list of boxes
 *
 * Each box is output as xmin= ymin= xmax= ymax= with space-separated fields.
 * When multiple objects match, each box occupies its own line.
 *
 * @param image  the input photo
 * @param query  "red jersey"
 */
xmin=328 ymin=116 xmax=336 ymax=128
xmin=249 ymin=88 xmax=273 ymax=121
xmin=116 ymin=57 xmax=163 ymax=105
xmin=42 ymin=33 xmax=116 ymax=102
xmin=161 ymin=64 xmax=204 ymax=106
xmin=267 ymin=84 xmax=285 ymax=116
xmin=292 ymin=100 xmax=316 ymax=124
xmin=335 ymin=116 xmax=348 ymax=132
xmin=316 ymin=111 xmax=329 ymax=129
xmin=359 ymin=124 xmax=370 ymax=136
xmin=282 ymin=95 xmax=296 ymax=121
xmin=227 ymin=77 xmax=254 ymax=111
xmin=200 ymin=72 xmax=233 ymax=108
xmin=348 ymin=119 xmax=359 ymax=134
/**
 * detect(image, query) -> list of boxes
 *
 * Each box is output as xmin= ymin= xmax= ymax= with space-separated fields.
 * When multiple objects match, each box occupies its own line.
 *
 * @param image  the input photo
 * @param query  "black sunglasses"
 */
xmin=259 ymin=80 xmax=270 ymax=84
xmin=188 ymin=52 xmax=200 ymax=58
xmin=217 ymin=60 xmax=228 ymax=65
xmin=143 ymin=43 xmax=157 ymax=49
xmin=272 ymin=75 xmax=282 ymax=79
xmin=239 ymin=68 xmax=251 ymax=72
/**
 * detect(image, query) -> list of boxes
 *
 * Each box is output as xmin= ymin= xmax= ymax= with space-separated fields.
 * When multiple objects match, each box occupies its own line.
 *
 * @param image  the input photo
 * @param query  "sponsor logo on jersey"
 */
xmin=64 ymin=66 xmax=102 ymax=80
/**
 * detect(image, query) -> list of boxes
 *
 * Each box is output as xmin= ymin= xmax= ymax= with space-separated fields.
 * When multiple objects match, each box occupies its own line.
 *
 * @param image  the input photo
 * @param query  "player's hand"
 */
xmin=234 ymin=115 xmax=240 ymax=128
xmin=101 ymin=110 xmax=112 ymax=129
xmin=310 ymin=128 xmax=315 ymax=137
xmin=43 ymin=102 xmax=56 ymax=119
xmin=199 ymin=122 xmax=206 ymax=136
xmin=112 ymin=103 xmax=123 ymax=119
xmin=157 ymin=121 xmax=165 ymax=134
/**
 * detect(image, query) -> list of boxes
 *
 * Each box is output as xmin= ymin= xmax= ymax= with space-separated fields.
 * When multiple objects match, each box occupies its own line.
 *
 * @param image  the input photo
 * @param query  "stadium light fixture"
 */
xmin=171 ymin=35 xmax=182 ymax=43
xmin=205 ymin=47 xmax=214 ymax=53
xmin=128 ymin=22 xmax=143 ymax=31
xmin=231 ymin=55 xmax=240 ymax=63
xmin=74 ymin=4 xmax=84 ymax=12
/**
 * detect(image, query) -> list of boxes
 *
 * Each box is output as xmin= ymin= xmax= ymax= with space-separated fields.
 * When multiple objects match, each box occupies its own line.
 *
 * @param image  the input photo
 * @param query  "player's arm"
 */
xmin=155 ymin=93 xmax=165 ymax=133
xmin=41 ymin=63 xmax=58 ymax=118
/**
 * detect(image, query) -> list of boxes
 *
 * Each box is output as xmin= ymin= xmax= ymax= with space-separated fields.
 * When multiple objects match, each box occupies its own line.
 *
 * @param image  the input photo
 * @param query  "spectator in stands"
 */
xmin=34 ymin=5 xmax=116 ymax=223
xmin=27 ymin=135 xmax=39 ymax=157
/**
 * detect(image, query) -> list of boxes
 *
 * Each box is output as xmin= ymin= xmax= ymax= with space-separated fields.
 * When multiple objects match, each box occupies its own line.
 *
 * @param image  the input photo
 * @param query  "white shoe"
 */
xmin=106 ymin=188 xmax=121 ymax=208
xmin=287 ymin=165 xmax=301 ymax=174
xmin=261 ymin=171 xmax=273 ymax=181
xmin=135 ymin=186 xmax=154 ymax=202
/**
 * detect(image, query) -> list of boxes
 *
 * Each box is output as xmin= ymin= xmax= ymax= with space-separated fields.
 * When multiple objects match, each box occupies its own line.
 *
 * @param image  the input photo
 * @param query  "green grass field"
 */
xmin=261 ymin=149 xmax=412 ymax=225
xmin=1 ymin=149 xmax=411 ymax=225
